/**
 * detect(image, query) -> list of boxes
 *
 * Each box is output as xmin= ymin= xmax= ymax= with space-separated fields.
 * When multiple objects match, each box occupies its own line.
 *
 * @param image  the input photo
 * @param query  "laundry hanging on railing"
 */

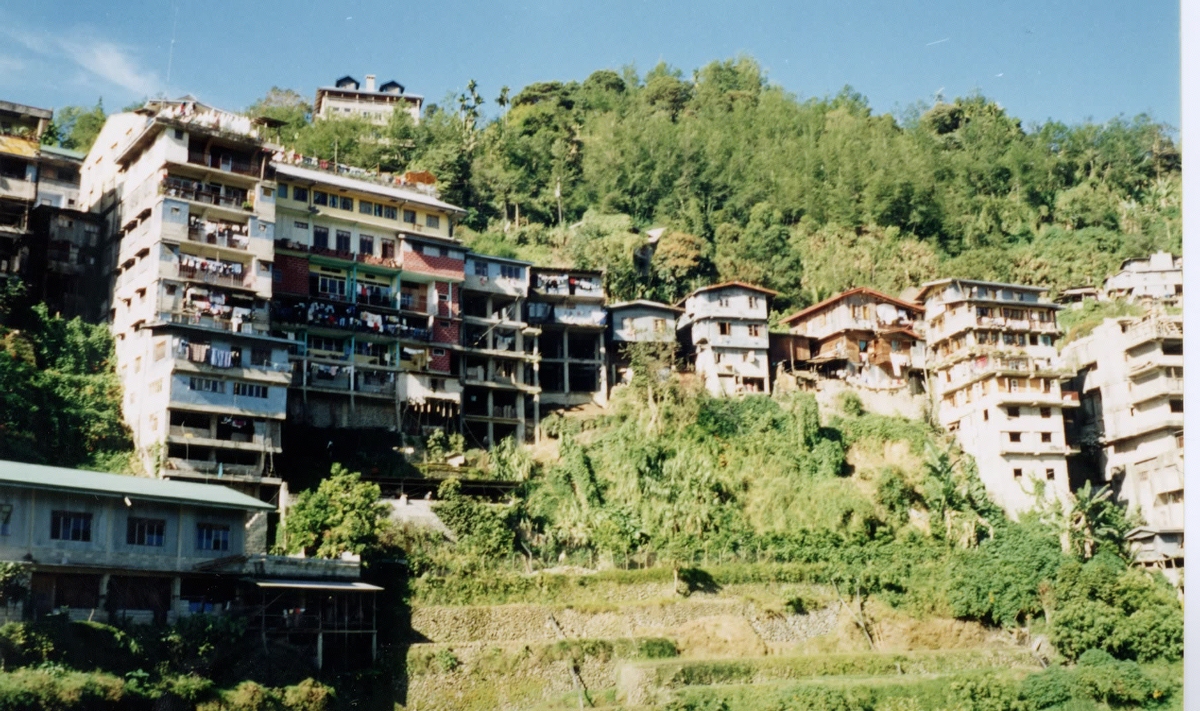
xmin=210 ymin=348 xmax=233 ymax=368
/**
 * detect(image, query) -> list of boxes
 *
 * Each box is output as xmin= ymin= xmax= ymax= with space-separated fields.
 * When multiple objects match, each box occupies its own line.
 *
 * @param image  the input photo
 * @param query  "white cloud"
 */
xmin=1 ymin=23 xmax=160 ymax=97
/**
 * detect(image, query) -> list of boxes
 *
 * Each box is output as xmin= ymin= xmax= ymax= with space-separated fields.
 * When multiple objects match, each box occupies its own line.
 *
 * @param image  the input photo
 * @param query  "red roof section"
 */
xmin=780 ymin=287 xmax=924 ymax=325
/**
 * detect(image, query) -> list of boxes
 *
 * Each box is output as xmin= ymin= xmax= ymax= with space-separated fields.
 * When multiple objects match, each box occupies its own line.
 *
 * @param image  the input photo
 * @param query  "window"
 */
xmin=430 ymin=378 xmax=444 ymax=392
xmin=403 ymin=209 xmax=417 ymax=224
xmin=500 ymin=264 xmax=523 ymax=279
xmin=381 ymin=241 xmax=395 ymax=259
xmin=317 ymin=275 xmax=346 ymax=298
xmin=983 ymin=409 xmax=989 ymax=421
xmin=1041 ymin=432 xmax=1052 ymax=443
xmin=858 ymin=340 xmax=869 ymax=351
xmin=425 ymin=214 xmax=440 ymax=229
xmin=278 ymin=185 xmax=288 ymax=200
xmin=51 ymin=511 xmax=92 ymax=542
xmin=293 ymin=187 xmax=308 ymax=202
xmin=154 ymin=340 xmax=166 ymax=361
xmin=339 ymin=196 xmax=353 ymax=211
xmin=312 ymin=190 xmax=328 ymax=206
xmin=196 ymin=523 xmax=230 ymax=552
xmin=234 ymin=382 xmax=269 ymax=398
xmin=748 ymin=324 xmax=762 ymax=337
xmin=359 ymin=199 xmax=373 ymax=215
xmin=432 ymin=348 xmax=446 ymax=356
xmin=359 ymin=235 xmax=374 ymax=255
xmin=718 ymin=322 xmax=731 ymax=336
xmin=976 ymin=307 xmax=993 ymax=318
xmin=1040 ymin=407 xmax=1051 ymax=418
xmin=0 ymin=504 xmax=11 ymax=536
xmin=308 ymin=336 xmax=343 ymax=353
xmin=622 ymin=317 xmax=634 ymax=331
xmin=293 ymin=220 xmax=309 ymax=230
xmin=473 ymin=261 xmax=489 ymax=277
xmin=313 ymin=226 xmax=329 ymax=250
xmin=718 ymin=297 xmax=730 ymax=307
xmin=1045 ymin=468 xmax=1055 ymax=481
xmin=261 ymin=187 xmax=273 ymax=198
xmin=1042 ymin=379 xmax=1052 ymax=393
xmin=748 ymin=296 xmax=759 ymax=308
xmin=251 ymin=348 xmax=271 ymax=366
xmin=653 ymin=318 xmax=667 ymax=333
xmin=1013 ymin=468 xmax=1023 ymax=479
xmin=336 ymin=230 xmax=352 ymax=252
xmin=189 ymin=377 xmax=225 ymax=393
xmin=1008 ymin=432 xmax=1021 ymax=442
xmin=1006 ymin=406 xmax=1020 ymax=417
xmin=383 ymin=205 xmax=397 ymax=220
xmin=1170 ymin=399 xmax=1183 ymax=413
xmin=127 ymin=517 xmax=165 ymax=547
xmin=173 ymin=128 xmax=184 ymax=140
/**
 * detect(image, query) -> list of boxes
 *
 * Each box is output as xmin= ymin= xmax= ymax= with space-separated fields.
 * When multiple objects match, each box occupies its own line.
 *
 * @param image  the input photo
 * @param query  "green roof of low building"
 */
xmin=0 ymin=460 xmax=274 ymax=511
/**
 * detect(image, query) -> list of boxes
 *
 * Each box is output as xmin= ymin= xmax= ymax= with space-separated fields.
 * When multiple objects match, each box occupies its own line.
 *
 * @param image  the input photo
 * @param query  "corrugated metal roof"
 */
xmin=39 ymin=144 xmax=86 ymax=161
xmin=274 ymin=163 xmax=463 ymax=215
xmin=0 ymin=460 xmax=274 ymax=511
xmin=253 ymin=579 xmax=383 ymax=591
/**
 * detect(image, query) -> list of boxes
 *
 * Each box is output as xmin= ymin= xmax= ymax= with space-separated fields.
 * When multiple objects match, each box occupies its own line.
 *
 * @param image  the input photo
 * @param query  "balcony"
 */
xmin=271 ymin=298 xmax=430 ymax=339
xmin=0 ymin=175 xmax=34 ymax=202
xmin=163 ymin=177 xmax=251 ymax=211
xmin=1129 ymin=376 xmax=1184 ymax=405
xmin=175 ymin=263 xmax=254 ymax=291
xmin=163 ymin=310 xmax=269 ymax=336
xmin=187 ymin=224 xmax=250 ymax=251
xmin=399 ymin=293 xmax=428 ymax=313
xmin=356 ymin=290 xmax=395 ymax=309
xmin=998 ymin=441 xmax=1074 ymax=457
xmin=1124 ymin=317 xmax=1183 ymax=349
xmin=186 ymin=150 xmax=257 ymax=177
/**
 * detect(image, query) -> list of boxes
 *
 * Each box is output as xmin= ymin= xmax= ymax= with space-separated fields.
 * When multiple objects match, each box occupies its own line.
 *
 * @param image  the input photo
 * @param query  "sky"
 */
xmin=0 ymin=0 xmax=1181 ymax=129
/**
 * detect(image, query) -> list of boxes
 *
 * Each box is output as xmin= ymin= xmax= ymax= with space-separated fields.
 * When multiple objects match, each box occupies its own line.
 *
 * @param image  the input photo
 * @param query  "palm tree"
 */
xmin=1066 ymin=482 xmax=1122 ymax=560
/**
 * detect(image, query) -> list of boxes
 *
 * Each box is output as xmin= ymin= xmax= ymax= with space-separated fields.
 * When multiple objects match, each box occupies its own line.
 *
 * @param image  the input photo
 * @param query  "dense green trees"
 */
xmin=240 ymin=57 xmax=1177 ymax=313
xmin=0 ymin=299 xmax=131 ymax=471
xmin=280 ymin=465 xmax=389 ymax=558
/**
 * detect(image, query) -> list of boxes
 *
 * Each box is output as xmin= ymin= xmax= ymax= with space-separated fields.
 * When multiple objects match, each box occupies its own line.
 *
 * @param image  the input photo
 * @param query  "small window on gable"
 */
xmin=1045 ymin=468 xmax=1055 ymax=481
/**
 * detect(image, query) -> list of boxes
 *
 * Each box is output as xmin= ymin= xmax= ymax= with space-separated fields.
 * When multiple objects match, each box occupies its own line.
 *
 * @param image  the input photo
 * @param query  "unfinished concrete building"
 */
xmin=460 ymin=254 xmax=540 ymax=446
xmin=527 ymin=267 xmax=608 ymax=411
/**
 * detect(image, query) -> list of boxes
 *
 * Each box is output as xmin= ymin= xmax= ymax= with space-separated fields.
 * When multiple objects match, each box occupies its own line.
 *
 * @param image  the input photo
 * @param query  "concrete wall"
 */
xmin=0 ymin=486 xmax=250 ymax=572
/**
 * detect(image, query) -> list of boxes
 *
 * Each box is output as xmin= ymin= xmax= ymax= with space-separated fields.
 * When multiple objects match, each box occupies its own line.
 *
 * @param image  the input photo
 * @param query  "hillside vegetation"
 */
xmin=238 ymin=57 xmax=1181 ymax=313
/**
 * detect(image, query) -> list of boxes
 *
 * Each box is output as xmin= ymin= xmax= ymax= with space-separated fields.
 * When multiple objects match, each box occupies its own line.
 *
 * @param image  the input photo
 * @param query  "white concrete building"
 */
xmin=1104 ymin=251 xmax=1182 ymax=304
xmin=677 ymin=282 xmax=776 ymax=396
xmin=80 ymin=98 xmax=289 ymax=497
xmin=314 ymin=75 xmax=423 ymax=125
xmin=1063 ymin=312 xmax=1183 ymax=583
xmin=915 ymin=278 xmax=1076 ymax=516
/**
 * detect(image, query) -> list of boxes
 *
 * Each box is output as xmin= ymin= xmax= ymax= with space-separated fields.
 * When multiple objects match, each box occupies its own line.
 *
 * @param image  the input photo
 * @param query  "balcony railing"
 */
xmin=187 ymin=225 xmax=250 ymax=251
xmin=164 ymin=310 xmax=268 ymax=335
xmin=186 ymin=150 xmax=257 ymax=176
xmin=163 ymin=178 xmax=250 ymax=211
xmin=176 ymin=264 xmax=254 ymax=290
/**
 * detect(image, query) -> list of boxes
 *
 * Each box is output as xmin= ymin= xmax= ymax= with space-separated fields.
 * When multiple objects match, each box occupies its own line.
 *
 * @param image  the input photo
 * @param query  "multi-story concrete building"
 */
xmin=1063 ymin=312 xmax=1183 ymax=582
xmin=79 ymin=98 xmax=289 ymax=496
xmin=1104 ymin=251 xmax=1182 ymax=304
xmin=677 ymin=282 xmax=776 ymax=396
xmin=271 ymin=160 xmax=466 ymax=436
xmin=0 ymin=100 xmax=50 ymax=277
xmin=915 ymin=278 xmax=1077 ymax=516
xmin=460 ymin=254 xmax=540 ymax=446
xmin=527 ymin=267 xmax=608 ymax=410
xmin=0 ymin=459 xmax=381 ymax=670
xmin=314 ymin=74 xmax=423 ymax=125
xmin=606 ymin=299 xmax=682 ymax=387
xmin=779 ymin=287 xmax=925 ymax=390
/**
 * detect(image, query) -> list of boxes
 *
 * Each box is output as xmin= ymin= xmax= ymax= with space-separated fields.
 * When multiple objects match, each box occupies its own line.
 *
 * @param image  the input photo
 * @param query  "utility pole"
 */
xmin=555 ymin=177 xmax=563 ymax=226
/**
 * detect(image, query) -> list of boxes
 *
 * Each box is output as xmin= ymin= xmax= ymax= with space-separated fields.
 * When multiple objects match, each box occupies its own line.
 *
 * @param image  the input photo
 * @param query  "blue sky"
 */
xmin=0 ymin=0 xmax=1180 ymax=129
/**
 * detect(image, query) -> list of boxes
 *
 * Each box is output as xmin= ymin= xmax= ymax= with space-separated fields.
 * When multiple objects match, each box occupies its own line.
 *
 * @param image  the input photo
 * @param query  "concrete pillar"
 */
xmin=486 ymin=390 xmax=495 ymax=447
xmin=316 ymin=632 xmax=323 ymax=671
xmin=170 ymin=576 xmax=182 ymax=622
xmin=98 ymin=573 xmax=111 ymax=620
xmin=562 ymin=329 xmax=571 ymax=394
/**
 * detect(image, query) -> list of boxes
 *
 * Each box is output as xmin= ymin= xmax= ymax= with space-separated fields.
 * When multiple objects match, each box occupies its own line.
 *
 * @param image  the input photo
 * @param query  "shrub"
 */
xmin=281 ymin=679 xmax=335 ymax=711
xmin=432 ymin=648 xmax=460 ymax=673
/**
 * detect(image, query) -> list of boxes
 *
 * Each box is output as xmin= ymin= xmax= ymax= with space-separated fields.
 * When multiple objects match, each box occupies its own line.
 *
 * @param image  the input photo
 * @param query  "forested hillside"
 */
xmin=238 ymin=57 xmax=1181 ymax=313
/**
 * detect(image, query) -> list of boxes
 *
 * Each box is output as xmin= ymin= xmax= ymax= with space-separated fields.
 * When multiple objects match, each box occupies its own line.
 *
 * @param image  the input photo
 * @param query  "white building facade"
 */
xmin=916 ymin=279 xmax=1076 ymax=516
xmin=678 ymin=282 xmax=775 ymax=396
xmin=80 ymin=99 xmax=289 ymax=496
